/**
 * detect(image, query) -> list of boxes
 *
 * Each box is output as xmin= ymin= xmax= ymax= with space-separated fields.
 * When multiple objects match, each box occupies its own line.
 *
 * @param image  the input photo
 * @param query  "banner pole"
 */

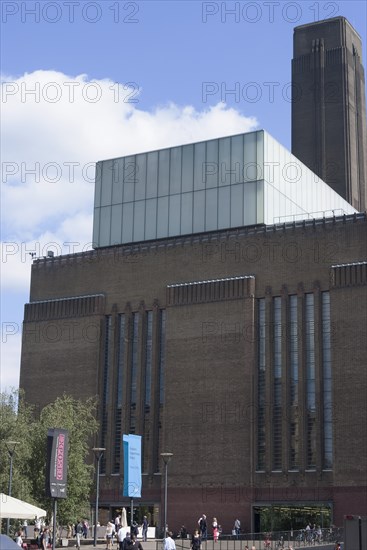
xmin=52 ymin=499 xmax=57 ymax=550
xmin=130 ymin=498 xmax=134 ymax=536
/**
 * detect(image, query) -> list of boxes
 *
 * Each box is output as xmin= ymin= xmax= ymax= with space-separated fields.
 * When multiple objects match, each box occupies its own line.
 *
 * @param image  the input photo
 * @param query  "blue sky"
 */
xmin=1 ymin=0 xmax=367 ymax=390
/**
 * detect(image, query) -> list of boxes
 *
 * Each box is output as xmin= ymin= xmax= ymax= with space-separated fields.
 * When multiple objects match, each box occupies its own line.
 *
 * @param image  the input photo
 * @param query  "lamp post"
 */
xmin=5 ymin=440 xmax=19 ymax=536
xmin=160 ymin=452 xmax=173 ymax=539
xmin=92 ymin=447 xmax=106 ymax=547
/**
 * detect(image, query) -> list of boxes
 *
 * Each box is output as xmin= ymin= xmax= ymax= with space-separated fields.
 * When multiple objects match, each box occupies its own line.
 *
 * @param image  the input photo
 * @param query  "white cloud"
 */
xmin=1 ymin=69 xmax=258 ymax=391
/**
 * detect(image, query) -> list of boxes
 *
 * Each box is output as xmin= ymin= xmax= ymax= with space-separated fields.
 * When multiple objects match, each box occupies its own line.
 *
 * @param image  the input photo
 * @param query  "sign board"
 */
xmin=45 ymin=428 xmax=69 ymax=499
xmin=123 ymin=434 xmax=142 ymax=498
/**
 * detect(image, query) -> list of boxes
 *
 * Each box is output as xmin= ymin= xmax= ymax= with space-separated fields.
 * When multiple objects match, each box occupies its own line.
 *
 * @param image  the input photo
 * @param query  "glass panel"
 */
xmin=145 ymin=198 xmax=157 ymax=240
xmin=257 ymin=180 xmax=265 ymax=223
xmin=156 ymin=309 xmax=166 ymax=470
xmin=193 ymin=190 xmax=205 ymax=232
xmin=94 ymin=161 xmax=102 ymax=207
xmin=112 ymin=158 xmax=124 ymax=205
xmin=130 ymin=312 xmax=139 ymax=433
xmin=206 ymin=139 xmax=218 ymax=188
xmin=99 ymin=206 xmax=111 ymax=246
xmin=305 ymin=293 xmax=316 ymax=469
xmin=181 ymin=192 xmax=193 ymax=234
xmin=159 ymin=310 xmax=166 ymax=404
xmin=114 ymin=314 xmax=125 ymax=473
xmin=170 ymin=147 xmax=182 ymax=195
xmin=322 ymin=292 xmax=333 ymax=469
xmin=205 ymin=188 xmax=218 ymax=231
xmin=123 ymin=156 xmax=136 ymax=202
xmin=101 ymin=159 xmax=113 ymax=206
xmin=273 ymin=297 xmax=282 ymax=470
xmin=143 ymin=310 xmax=153 ymax=473
xmin=219 ymin=137 xmax=231 ymax=186
xmin=158 ymin=149 xmax=170 ymax=197
xmin=182 ymin=144 xmax=194 ymax=192
xmin=289 ymin=295 xmax=299 ymax=469
xmin=243 ymin=181 xmax=257 ymax=225
xmin=146 ymin=152 xmax=158 ymax=199
xmin=230 ymin=184 xmax=243 ymax=227
xmin=230 ymin=134 xmax=244 ymax=185
xmin=168 ymin=194 xmax=181 ymax=236
xmin=111 ymin=204 xmax=122 ymax=244
xmin=244 ymin=132 xmax=257 ymax=182
xmin=135 ymin=153 xmax=147 ymax=201
xmin=157 ymin=196 xmax=169 ymax=238
xmin=256 ymin=130 xmax=264 ymax=180
xmin=218 ymin=186 xmax=230 ymax=229
xmin=122 ymin=202 xmax=134 ymax=243
xmin=194 ymin=142 xmax=206 ymax=190
xmin=257 ymin=299 xmax=266 ymax=470
xmin=101 ymin=316 xmax=112 ymax=473
xmin=133 ymin=200 xmax=145 ymax=242
xmin=92 ymin=207 xmax=100 ymax=247
xmin=145 ymin=311 xmax=153 ymax=407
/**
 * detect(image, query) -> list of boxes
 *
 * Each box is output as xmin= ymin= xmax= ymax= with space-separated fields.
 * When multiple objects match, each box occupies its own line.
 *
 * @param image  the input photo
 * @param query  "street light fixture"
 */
xmin=92 ymin=447 xmax=106 ymax=547
xmin=5 ymin=440 xmax=19 ymax=536
xmin=160 ymin=452 xmax=173 ymax=540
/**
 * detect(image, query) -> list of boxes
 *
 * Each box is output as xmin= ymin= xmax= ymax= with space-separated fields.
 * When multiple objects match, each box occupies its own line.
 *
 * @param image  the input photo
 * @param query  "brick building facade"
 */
xmin=20 ymin=213 xmax=367 ymax=532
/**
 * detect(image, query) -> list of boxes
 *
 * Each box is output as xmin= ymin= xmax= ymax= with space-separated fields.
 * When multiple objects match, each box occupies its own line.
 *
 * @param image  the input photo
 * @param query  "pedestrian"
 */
xmin=132 ymin=522 xmax=139 ymax=538
xmin=23 ymin=520 xmax=28 ymax=538
xmin=234 ymin=519 xmax=241 ymax=538
xmin=117 ymin=526 xmax=126 ymax=550
xmin=122 ymin=532 xmax=131 ymax=550
xmin=115 ymin=515 xmax=121 ymax=536
xmin=180 ymin=526 xmax=188 ymax=540
xmin=198 ymin=515 xmax=207 ymax=541
xmin=191 ymin=530 xmax=201 ymax=550
xmin=83 ymin=520 xmax=89 ymax=539
xmin=142 ymin=517 xmax=148 ymax=542
xmin=35 ymin=518 xmax=41 ymax=532
xmin=164 ymin=532 xmax=176 ymax=550
xmin=126 ymin=533 xmax=143 ymax=550
xmin=106 ymin=521 xmax=114 ymax=550
xmin=212 ymin=518 xmax=219 ymax=542
xmin=76 ymin=520 xmax=84 ymax=550
xmin=41 ymin=528 xmax=50 ymax=550
xmin=16 ymin=531 xmax=23 ymax=548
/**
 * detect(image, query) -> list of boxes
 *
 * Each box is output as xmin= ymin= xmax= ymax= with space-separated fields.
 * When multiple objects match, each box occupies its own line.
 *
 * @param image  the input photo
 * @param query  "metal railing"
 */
xmin=155 ymin=528 xmax=344 ymax=550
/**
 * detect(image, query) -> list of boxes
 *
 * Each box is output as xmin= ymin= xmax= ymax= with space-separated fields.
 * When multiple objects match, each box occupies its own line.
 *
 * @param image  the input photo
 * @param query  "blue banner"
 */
xmin=123 ymin=434 xmax=142 ymax=498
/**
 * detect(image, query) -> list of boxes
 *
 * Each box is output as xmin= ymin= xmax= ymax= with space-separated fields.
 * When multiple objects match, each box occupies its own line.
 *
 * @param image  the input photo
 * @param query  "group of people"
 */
xmin=105 ymin=524 xmax=144 ymax=550
xmin=197 ymin=514 xmax=226 ymax=542
xmin=20 ymin=525 xmax=51 ymax=550
xmin=104 ymin=515 xmax=149 ymax=550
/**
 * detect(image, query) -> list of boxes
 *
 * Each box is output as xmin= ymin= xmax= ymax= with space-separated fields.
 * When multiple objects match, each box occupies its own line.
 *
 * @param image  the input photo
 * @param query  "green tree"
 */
xmin=0 ymin=388 xmax=36 ymax=503
xmin=28 ymin=394 xmax=99 ymax=525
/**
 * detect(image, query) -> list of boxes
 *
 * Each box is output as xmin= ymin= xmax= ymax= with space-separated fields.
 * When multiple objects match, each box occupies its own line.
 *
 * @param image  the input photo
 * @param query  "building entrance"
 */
xmin=253 ymin=504 xmax=332 ymax=532
xmin=111 ymin=505 xmax=159 ymax=529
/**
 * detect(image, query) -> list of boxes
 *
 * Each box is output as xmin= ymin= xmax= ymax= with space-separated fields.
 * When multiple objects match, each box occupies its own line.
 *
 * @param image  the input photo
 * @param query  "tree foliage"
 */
xmin=0 ymin=389 xmax=36 ymax=503
xmin=0 ymin=390 xmax=99 ymax=526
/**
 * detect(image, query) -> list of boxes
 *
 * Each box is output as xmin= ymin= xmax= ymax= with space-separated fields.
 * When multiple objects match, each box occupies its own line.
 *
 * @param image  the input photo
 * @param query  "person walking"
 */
xmin=22 ymin=520 xmax=28 ymax=538
xmin=117 ymin=526 xmax=126 ymax=550
xmin=234 ymin=519 xmax=241 ymax=538
xmin=126 ymin=533 xmax=143 ymax=550
xmin=142 ymin=517 xmax=148 ymax=542
xmin=212 ymin=518 xmax=219 ymax=542
xmin=105 ymin=521 xmax=114 ymax=550
xmin=191 ymin=530 xmax=201 ymax=550
xmin=76 ymin=521 xmax=83 ymax=550
xmin=164 ymin=532 xmax=176 ymax=550
xmin=198 ymin=515 xmax=207 ymax=541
